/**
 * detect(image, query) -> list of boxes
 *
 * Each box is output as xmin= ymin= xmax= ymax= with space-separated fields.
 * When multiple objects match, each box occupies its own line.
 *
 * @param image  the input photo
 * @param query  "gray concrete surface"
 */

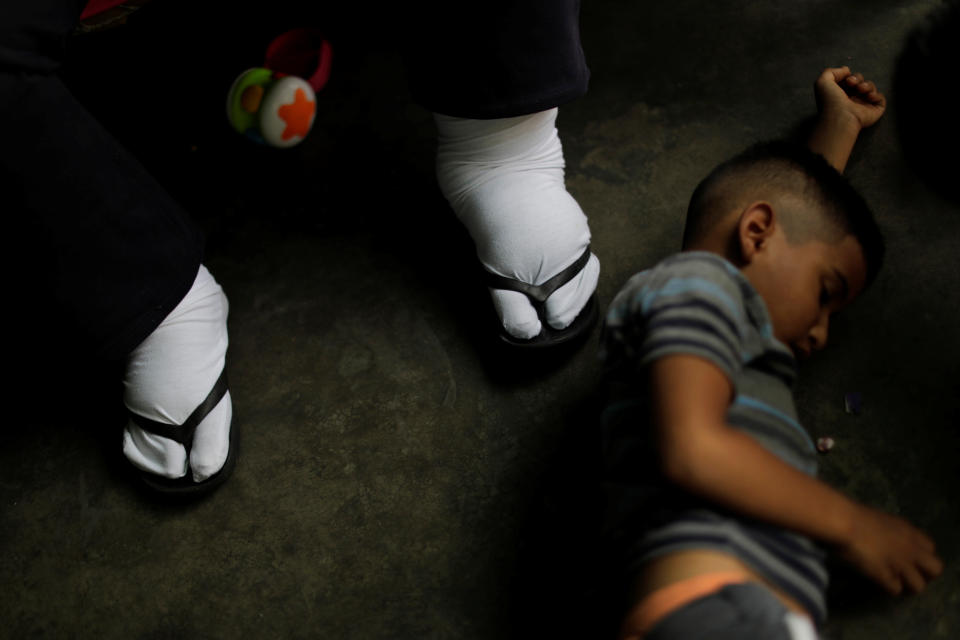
xmin=2 ymin=1 xmax=958 ymax=638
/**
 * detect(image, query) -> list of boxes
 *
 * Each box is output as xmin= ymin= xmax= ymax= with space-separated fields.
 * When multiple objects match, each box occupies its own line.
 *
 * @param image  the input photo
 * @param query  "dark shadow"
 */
xmin=823 ymin=555 xmax=894 ymax=618
xmin=4 ymin=321 xmax=125 ymax=479
xmin=504 ymin=391 xmax=625 ymax=639
xmin=892 ymin=0 xmax=960 ymax=205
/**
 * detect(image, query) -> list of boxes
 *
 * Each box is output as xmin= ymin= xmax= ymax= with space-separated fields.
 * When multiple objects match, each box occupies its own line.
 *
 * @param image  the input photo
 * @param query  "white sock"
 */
xmin=122 ymin=264 xmax=231 ymax=482
xmin=434 ymin=108 xmax=600 ymax=339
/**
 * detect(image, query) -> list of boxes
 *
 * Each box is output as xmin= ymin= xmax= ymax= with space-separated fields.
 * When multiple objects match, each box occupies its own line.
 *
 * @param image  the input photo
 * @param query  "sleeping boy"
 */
xmin=600 ymin=67 xmax=943 ymax=639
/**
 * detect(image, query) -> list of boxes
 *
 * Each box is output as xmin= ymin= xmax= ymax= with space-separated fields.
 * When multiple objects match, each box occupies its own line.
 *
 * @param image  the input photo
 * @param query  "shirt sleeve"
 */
xmin=603 ymin=256 xmax=747 ymax=381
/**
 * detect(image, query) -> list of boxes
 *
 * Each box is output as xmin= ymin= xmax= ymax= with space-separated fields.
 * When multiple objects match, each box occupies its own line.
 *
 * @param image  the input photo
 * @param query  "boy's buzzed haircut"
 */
xmin=682 ymin=140 xmax=885 ymax=288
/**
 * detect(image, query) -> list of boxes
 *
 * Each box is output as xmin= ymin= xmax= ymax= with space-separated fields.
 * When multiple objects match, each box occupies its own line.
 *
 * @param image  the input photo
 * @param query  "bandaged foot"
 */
xmin=122 ymin=264 xmax=232 ymax=483
xmin=434 ymin=107 xmax=600 ymax=340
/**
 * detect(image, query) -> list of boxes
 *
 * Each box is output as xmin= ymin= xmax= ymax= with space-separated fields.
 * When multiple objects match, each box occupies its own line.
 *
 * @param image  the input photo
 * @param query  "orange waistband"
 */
xmin=618 ymin=570 xmax=752 ymax=640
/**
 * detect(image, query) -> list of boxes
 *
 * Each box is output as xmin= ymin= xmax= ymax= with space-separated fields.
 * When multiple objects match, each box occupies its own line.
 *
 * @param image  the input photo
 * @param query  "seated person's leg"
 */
xmin=435 ymin=108 xmax=599 ymax=339
xmin=1 ymin=1 xmax=234 ymax=491
xmin=403 ymin=0 xmax=598 ymax=343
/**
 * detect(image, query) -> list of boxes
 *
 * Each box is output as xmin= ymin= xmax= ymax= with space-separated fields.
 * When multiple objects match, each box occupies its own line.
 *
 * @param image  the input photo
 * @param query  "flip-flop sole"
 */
xmin=139 ymin=412 xmax=239 ymax=496
xmin=498 ymin=292 xmax=599 ymax=349
xmin=486 ymin=246 xmax=600 ymax=349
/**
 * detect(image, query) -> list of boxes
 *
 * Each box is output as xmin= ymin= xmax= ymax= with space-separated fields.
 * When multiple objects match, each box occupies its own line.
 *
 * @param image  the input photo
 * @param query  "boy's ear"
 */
xmin=737 ymin=202 xmax=776 ymax=263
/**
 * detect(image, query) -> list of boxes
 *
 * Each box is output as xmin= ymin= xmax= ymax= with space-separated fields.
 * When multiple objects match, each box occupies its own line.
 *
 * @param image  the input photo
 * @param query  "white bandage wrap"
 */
xmin=122 ymin=264 xmax=231 ymax=482
xmin=783 ymin=612 xmax=818 ymax=640
xmin=435 ymin=108 xmax=600 ymax=339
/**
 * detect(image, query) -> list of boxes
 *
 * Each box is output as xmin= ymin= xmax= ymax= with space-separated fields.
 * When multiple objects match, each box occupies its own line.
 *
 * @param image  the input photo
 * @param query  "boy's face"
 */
xmin=744 ymin=230 xmax=868 ymax=359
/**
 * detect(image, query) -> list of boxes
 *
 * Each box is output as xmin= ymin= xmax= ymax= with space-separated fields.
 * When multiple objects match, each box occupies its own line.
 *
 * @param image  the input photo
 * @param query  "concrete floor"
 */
xmin=2 ymin=1 xmax=959 ymax=638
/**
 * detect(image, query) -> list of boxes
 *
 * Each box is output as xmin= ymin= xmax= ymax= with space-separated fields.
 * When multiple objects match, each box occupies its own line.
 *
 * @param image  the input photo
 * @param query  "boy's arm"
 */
xmin=808 ymin=66 xmax=886 ymax=173
xmin=650 ymin=353 xmax=942 ymax=595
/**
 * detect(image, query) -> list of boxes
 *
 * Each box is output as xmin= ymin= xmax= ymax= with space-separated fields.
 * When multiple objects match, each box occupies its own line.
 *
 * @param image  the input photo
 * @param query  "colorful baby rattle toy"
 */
xmin=226 ymin=29 xmax=332 ymax=148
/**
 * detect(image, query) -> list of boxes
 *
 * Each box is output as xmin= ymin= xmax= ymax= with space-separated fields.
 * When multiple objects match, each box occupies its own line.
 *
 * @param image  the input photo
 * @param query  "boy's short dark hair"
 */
xmin=682 ymin=141 xmax=885 ymax=288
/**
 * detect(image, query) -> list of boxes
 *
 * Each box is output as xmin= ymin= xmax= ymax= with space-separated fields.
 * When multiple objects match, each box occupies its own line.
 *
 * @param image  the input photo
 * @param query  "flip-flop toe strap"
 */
xmin=484 ymin=245 xmax=592 ymax=307
xmin=128 ymin=369 xmax=229 ymax=454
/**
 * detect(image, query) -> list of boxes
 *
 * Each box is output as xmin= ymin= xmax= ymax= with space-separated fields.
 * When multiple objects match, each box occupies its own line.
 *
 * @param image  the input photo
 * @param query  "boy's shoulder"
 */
xmin=602 ymin=250 xmax=787 ymax=378
xmin=606 ymin=251 xmax=754 ymax=330
xmin=600 ymin=251 xmax=796 ymax=398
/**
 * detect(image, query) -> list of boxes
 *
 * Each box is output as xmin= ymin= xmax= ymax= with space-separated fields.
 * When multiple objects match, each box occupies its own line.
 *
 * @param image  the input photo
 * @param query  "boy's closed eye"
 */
xmin=824 ymin=269 xmax=851 ymax=307
xmin=820 ymin=285 xmax=833 ymax=306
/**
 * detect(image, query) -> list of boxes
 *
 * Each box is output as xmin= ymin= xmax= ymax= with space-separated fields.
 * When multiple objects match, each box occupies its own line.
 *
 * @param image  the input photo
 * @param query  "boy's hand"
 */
xmin=814 ymin=66 xmax=887 ymax=129
xmin=838 ymin=504 xmax=943 ymax=595
xmin=809 ymin=66 xmax=886 ymax=172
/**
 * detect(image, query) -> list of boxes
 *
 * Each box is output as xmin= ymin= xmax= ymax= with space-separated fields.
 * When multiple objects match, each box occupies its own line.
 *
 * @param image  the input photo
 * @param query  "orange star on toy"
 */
xmin=278 ymin=88 xmax=315 ymax=141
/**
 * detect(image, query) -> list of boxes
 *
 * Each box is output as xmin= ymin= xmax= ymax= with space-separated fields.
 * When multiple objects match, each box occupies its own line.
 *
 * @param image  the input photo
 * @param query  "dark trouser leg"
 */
xmin=402 ymin=0 xmax=589 ymax=119
xmin=1 ymin=0 xmax=204 ymax=361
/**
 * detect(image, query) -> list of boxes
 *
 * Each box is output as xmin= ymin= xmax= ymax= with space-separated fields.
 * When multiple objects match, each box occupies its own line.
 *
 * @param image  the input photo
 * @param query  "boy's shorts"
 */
xmin=645 ymin=582 xmax=819 ymax=640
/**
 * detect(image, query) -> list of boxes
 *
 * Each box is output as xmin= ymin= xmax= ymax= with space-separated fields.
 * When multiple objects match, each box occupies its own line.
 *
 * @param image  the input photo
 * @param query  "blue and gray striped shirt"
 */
xmin=600 ymin=251 xmax=828 ymax=624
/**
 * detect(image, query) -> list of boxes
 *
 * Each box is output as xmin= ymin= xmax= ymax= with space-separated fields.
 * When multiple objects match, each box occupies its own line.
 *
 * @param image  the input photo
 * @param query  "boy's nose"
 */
xmin=809 ymin=315 xmax=829 ymax=351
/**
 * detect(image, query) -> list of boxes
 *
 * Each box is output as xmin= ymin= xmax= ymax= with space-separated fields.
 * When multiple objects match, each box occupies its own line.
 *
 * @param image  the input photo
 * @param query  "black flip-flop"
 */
xmin=127 ymin=368 xmax=238 ymax=496
xmin=485 ymin=245 xmax=599 ymax=348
